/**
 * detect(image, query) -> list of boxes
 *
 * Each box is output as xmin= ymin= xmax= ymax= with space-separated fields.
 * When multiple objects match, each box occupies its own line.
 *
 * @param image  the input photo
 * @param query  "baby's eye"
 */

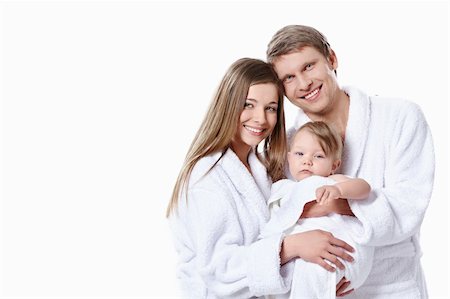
xmin=315 ymin=154 xmax=325 ymax=159
xmin=294 ymin=152 xmax=304 ymax=156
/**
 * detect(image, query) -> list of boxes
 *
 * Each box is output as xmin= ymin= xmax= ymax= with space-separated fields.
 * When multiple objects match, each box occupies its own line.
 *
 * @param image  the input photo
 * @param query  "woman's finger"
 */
xmin=328 ymin=244 xmax=354 ymax=263
xmin=315 ymin=257 xmax=336 ymax=272
xmin=330 ymin=237 xmax=355 ymax=254
xmin=323 ymin=251 xmax=345 ymax=270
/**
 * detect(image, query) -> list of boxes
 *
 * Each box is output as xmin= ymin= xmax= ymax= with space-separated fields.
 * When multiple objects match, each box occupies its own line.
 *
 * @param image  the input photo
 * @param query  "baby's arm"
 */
xmin=315 ymin=174 xmax=371 ymax=205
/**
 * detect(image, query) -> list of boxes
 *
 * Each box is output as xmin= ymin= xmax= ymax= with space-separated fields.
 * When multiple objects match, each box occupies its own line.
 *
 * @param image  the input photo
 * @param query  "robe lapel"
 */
xmin=219 ymin=149 xmax=271 ymax=226
xmin=340 ymin=86 xmax=371 ymax=177
xmin=291 ymin=86 xmax=371 ymax=177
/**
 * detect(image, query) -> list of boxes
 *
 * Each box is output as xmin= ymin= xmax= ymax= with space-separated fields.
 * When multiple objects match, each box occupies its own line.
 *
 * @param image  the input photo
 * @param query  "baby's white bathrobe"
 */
xmin=261 ymin=176 xmax=374 ymax=299
xmin=170 ymin=149 xmax=293 ymax=298
xmin=289 ymin=86 xmax=435 ymax=298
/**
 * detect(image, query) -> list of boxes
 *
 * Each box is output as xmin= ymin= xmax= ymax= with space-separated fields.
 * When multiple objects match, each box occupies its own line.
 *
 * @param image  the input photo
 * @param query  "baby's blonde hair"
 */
xmin=292 ymin=121 xmax=343 ymax=160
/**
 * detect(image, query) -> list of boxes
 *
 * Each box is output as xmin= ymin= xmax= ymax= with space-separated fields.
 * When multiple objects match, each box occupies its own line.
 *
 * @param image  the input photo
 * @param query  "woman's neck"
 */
xmin=230 ymin=142 xmax=252 ymax=173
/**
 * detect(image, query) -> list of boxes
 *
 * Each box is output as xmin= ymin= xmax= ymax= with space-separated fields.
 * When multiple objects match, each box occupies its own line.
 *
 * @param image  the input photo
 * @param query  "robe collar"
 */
xmin=292 ymin=86 xmax=371 ymax=177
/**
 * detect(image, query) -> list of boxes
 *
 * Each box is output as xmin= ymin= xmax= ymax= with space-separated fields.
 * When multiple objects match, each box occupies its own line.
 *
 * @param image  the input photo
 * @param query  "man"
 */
xmin=267 ymin=25 xmax=434 ymax=298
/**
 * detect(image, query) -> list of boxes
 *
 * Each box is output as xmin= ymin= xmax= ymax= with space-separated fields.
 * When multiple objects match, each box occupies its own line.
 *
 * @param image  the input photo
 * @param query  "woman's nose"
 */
xmin=253 ymin=108 xmax=267 ymax=124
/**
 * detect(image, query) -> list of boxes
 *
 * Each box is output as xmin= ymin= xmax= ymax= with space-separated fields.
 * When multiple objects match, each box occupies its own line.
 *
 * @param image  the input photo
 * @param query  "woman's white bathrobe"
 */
xmin=170 ymin=149 xmax=293 ymax=298
xmin=289 ymin=86 xmax=435 ymax=298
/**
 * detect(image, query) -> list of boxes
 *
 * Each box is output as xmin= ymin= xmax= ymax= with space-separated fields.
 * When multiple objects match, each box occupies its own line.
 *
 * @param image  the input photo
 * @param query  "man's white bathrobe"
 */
xmin=170 ymin=149 xmax=293 ymax=298
xmin=289 ymin=86 xmax=435 ymax=298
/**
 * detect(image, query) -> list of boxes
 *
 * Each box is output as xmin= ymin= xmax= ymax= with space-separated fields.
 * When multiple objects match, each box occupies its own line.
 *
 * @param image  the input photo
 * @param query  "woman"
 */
xmin=166 ymin=58 xmax=354 ymax=298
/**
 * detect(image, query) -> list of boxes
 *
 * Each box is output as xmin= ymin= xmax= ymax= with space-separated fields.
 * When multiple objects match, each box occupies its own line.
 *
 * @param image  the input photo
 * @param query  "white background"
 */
xmin=0 ymin=1 xmax=448 ymax=298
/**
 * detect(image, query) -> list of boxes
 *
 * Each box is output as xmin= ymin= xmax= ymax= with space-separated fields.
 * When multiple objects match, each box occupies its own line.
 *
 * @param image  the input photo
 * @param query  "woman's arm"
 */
xmin=172 ymin=187 xmax=291 ymax=298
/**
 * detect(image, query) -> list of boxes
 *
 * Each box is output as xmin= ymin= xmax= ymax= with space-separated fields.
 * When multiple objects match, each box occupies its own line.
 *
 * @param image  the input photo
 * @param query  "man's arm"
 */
xmin=301 ymin=198 xmax=354 ymax=218
xmin=348 ymin=102 xmax=434 ymax=246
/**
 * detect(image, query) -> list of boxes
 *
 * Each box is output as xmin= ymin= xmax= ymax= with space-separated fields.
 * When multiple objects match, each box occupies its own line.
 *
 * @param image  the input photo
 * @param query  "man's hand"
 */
xmin=301 ymin=198 xmax=354 ymax=218
xmin=336 ymin=277 xmax=354 ymax=297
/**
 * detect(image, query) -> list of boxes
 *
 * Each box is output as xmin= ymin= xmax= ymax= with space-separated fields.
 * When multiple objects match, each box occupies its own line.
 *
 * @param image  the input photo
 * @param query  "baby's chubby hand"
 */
xmin=315 ymin=185 xmax=342 ymax=205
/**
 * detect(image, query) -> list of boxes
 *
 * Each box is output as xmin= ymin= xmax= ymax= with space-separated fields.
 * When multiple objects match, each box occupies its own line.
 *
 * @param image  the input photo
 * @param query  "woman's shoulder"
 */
xmin=189 ymin=151 xmax=225 ymax=189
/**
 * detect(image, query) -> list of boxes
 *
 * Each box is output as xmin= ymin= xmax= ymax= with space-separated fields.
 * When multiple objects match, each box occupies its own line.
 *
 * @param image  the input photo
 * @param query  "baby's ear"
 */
xmin=331 ymin=159 xmax=341 ymax=174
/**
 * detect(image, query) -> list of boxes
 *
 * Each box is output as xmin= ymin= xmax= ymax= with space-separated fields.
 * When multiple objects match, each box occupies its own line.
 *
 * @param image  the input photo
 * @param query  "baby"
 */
xmin=263 ymin=121 xmax=374 ymax=299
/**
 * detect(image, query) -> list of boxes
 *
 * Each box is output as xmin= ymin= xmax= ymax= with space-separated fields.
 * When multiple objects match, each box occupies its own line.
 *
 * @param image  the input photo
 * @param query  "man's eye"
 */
xmin=284 ymin=75 xmax=294 ymax=83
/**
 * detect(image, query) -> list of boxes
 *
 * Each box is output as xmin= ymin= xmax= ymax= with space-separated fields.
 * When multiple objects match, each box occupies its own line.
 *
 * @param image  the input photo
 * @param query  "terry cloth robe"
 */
xmin=169 ymin=148 xmax=293 ymax=298
xmin=289 ymin=86 xmax=435 ymax=298
xmin=261 ymin=176 xmax=374 ymax=299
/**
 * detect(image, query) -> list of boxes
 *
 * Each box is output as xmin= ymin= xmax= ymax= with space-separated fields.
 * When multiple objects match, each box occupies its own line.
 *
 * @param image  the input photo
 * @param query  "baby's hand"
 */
xmin=315 ymin=185 xmax=342 ymax=205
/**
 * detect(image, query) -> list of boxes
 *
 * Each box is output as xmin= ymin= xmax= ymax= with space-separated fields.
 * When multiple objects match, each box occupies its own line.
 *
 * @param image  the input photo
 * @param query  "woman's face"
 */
xmin=232 ymin=83 xmax=279 ymax=151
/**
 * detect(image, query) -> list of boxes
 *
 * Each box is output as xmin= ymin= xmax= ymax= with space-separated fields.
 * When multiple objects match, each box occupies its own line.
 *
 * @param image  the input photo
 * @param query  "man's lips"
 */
xmin=300 ymin=85 xmax=321 ymax=100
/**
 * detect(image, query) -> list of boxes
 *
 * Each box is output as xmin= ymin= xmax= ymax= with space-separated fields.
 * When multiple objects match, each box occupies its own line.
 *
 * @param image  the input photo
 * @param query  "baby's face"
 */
xmin=287 ymin=129 xmax=339 ymax=181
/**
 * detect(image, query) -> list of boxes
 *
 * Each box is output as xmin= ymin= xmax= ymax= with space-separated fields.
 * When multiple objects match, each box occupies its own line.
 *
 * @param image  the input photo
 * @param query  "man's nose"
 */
xmin=297 ymin=75 xmax=312 ymax=91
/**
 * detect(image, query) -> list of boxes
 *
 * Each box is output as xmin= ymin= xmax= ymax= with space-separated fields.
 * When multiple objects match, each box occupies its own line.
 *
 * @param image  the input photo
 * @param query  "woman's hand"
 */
xmin=281 ymin=230 xmax=354 ymax=271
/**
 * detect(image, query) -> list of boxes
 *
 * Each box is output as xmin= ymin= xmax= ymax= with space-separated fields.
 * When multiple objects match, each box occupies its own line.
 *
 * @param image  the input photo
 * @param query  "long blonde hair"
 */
xmin=166 ymin=58 xmax=286 ymax=217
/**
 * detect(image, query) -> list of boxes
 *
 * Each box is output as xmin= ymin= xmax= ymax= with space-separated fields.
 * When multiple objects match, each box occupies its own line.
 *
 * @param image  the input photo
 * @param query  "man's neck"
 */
xmin=306 ymin=90 xmax=350 ymax=139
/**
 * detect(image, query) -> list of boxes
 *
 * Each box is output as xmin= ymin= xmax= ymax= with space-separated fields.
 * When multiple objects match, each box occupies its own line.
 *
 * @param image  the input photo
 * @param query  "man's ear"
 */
xmin=328 ymin=49 xmax=338 ymax=71
xmin=331 ymin=159 xmax=341 ymax=174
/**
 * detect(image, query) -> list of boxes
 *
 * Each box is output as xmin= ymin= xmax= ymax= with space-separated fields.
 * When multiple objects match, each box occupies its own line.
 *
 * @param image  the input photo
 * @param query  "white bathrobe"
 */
xmin=288 ymin=86 xmax=435 ymax=298
xmin=169 ymin=149 xmax=293 ymax=298
xmin=262 ymin=176 xmax=374 ymax=299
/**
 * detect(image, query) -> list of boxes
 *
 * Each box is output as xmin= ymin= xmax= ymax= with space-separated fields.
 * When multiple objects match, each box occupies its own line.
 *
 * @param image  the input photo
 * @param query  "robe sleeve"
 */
xmin=171 ymin=186 xmax=293 ymax=298
xmin=348 ymin=102 xmax=435 ymax=246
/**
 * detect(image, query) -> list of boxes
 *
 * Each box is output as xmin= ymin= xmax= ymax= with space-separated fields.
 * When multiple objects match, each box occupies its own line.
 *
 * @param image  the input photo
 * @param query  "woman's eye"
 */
xmin=305 ymin=63 xmax=313 ymax=70
xmin=266 ymin=106 xmax=278 ymax=112
xmin=244 ymin=102 xmax=253 ymax=108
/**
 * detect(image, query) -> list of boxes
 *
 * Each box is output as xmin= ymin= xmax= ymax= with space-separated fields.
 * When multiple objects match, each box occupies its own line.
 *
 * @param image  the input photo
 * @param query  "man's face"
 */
xmin=272 ymin=46 xmax=340 ymax=118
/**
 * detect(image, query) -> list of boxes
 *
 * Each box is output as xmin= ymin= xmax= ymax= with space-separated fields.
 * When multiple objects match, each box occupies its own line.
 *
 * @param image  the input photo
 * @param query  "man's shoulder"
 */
xmin=370 ymin=95 xmax=417 ymax=108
